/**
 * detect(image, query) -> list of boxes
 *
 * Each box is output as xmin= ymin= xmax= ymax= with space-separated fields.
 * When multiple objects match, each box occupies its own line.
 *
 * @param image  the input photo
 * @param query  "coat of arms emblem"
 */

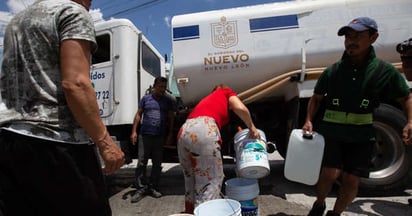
xmin=211 ymin=16 xmax=238 ymax=49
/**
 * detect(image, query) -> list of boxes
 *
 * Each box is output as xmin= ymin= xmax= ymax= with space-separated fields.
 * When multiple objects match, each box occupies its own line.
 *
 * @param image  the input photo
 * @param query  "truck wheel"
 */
xmin=359 ymin=103 xmax=412 ymax=195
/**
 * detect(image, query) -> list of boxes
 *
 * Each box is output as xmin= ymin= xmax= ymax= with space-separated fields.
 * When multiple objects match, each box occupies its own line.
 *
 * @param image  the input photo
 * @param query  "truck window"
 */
xmin=142 ymin=42 xmax=161 ymax=77
xmin=92 ymin=34 xmax=111 ymax=64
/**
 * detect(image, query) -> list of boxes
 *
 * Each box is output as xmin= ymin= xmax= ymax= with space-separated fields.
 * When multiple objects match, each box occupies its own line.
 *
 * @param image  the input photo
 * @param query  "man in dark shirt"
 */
xmin=130 ymin=77 xmax=175 ymax=203
xmin=397 ymin=37 xmax=412 ymax=206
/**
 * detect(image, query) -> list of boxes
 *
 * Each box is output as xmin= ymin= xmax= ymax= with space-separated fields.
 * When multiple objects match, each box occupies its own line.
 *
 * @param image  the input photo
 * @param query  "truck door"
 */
xmin=91 ymin=32 xmax=114 ymax=118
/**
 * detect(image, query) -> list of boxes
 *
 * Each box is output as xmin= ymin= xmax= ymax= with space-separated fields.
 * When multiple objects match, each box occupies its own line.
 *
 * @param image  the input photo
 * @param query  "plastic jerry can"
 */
xmin=284 ymin=129 xmax=325 ymax=185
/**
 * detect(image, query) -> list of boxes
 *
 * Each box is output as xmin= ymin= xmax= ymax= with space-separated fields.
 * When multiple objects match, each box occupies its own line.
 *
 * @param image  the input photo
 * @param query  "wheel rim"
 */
xmin=367 ymin=121 xmax=405 ymax=180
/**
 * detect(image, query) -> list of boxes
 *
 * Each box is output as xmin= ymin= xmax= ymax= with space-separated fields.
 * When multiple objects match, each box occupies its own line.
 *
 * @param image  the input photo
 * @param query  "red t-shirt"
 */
xmin=187 ymin=87 xmax=237 ymax=129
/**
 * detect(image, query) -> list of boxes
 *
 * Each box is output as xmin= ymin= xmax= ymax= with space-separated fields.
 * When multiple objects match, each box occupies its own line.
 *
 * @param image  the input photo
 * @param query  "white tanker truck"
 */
xmin=169 ymin=0 xmax=412 ymax=195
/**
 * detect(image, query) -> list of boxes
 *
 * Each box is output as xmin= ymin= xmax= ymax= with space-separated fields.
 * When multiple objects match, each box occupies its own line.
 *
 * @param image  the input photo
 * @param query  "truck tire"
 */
xmin=359 ymin=103 xmax=412 ymax=195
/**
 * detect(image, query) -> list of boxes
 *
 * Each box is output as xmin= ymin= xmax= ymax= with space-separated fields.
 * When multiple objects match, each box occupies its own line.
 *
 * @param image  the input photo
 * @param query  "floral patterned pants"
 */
xmin=177 ymin=117 xmax=224 ymax=213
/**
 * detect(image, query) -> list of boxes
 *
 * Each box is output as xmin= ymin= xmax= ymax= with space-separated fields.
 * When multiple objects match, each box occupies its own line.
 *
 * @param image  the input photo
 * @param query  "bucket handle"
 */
xmin=220 ymin=192 xmax=238 ymax=214
xmin=224 ymin=199 xmax=238 ymax=214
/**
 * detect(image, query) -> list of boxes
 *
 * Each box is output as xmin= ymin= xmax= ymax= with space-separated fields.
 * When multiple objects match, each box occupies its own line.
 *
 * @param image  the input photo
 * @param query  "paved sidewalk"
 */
xmin=107 ymin=154 xmax=412 ymax=216
xmin=107 ymin=159 xmax=310 ymax=216
xmin=110 ymin=190 xmax=309 ymax=216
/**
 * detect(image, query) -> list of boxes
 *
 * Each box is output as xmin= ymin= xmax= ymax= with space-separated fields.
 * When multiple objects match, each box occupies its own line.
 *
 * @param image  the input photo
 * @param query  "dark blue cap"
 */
xmin=338 ymin=17 xmax=378 ymax=36
xmin=397 ymin=38 xmax=412 ymax=54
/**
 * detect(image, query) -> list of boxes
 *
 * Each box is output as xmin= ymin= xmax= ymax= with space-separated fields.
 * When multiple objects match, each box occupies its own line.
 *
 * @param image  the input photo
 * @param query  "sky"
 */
xmin=0 ymin=0 xmax=288 ymax=62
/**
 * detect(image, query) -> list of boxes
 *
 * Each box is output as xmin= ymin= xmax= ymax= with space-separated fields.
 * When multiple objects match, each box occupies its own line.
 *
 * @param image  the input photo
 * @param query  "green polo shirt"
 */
xmin=314 ymin=47 xmax=409 ymax=143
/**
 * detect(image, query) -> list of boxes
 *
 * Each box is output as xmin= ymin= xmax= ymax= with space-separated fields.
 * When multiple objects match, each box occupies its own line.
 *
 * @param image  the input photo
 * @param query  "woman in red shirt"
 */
xmin=177 ymin=84 xmax=259 ymax=214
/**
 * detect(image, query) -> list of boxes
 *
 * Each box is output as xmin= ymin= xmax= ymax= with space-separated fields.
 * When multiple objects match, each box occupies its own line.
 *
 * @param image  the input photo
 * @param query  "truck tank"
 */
xmin=171 ymin=0 xmax=412 ymax=196
xmin=171 ymin=0 xmax=412 ymax=106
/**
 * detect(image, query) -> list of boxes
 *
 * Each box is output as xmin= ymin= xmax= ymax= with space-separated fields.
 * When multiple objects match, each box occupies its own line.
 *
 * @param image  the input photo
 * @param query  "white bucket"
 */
xmin=168 ymin=214 xmax=194 ymax=216
xmin=233 ymin=129 xmax=270 ymax=179
xmin=194 ymin=199 xmax=241 ymax=216
xmin=225 ymin=178 xmax=259 ymax=216
xmin=284 ymin=129 xmax=325 ymax=185
xmin=169 ymin=214 xmax=194 ymax=216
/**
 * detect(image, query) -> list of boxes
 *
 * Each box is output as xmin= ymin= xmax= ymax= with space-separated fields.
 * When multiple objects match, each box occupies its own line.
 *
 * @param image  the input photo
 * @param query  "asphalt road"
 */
xmin=107 ymin=152 xmax=412 ymax=216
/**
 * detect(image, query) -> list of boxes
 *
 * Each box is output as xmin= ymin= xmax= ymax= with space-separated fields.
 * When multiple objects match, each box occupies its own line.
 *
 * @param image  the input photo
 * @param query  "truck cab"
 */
xmin=91 ymin=18 xmax=166 ymax=160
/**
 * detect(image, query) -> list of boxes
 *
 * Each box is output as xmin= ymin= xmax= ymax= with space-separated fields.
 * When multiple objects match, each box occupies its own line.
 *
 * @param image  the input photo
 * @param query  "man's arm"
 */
xmin=399 ymin=93 xmax=412 ymax=144
xmin=303 ymin=93 xmax=324 ymax=133
xmin=130 ymin=108 xmax=143 ymax=144
xmin=60 ymin=39 xmax=124 ymax=174
xmin=166 ymin=109 xmax=175 ymax=145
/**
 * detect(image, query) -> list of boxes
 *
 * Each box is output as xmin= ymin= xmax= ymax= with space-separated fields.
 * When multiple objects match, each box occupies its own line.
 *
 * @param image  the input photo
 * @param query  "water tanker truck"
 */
xmin=169 ymin=0 xmax=412 ymax=195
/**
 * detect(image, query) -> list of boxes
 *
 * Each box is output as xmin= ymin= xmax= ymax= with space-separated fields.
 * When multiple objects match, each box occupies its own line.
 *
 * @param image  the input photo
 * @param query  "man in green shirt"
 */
xmin=303 ymin=17 xmax=412 ymax=216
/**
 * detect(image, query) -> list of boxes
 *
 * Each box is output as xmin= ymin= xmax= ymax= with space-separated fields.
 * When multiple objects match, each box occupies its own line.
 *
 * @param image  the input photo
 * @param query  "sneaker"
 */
xmin=147 ymin=188 xmax=162 ymax=198
xmin=308 ymin=201 xmax=326 ymax=216
xmin=326 ymin=210 xmax=340 ymax=216
xmin=131 ymin=188 xmax=146 ymax=203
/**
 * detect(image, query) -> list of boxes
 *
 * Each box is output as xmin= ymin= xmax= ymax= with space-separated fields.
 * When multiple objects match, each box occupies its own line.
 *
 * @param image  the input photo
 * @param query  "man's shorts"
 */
xmin=0 ymin=130 xmax=111 ymax=216
xmin=322 ymin=138 xmax=374 ymax=178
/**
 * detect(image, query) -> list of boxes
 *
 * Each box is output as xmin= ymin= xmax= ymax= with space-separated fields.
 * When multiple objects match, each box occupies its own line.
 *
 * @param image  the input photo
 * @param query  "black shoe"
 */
xmin=408 ymin=198 xmax=412 ymax=206
xmin=131 ymin=188 xmax=146 ymax=203
xmin=308 ymin=201 xmax=326 ymax=216
xmin=147 ymin=188 xmax=162 ymax=198
xmin=326 ymin=210 xmax=340 ymax=216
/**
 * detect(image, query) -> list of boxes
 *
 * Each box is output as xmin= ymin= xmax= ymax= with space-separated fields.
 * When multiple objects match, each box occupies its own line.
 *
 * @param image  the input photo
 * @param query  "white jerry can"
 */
xmin=284 ymin=129 xmax=325 ymax=185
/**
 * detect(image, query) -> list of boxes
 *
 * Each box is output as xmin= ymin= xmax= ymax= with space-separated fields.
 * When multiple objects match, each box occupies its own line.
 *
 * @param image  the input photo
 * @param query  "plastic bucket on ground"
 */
xmin=233 ymin=129 xmax=270 ymax=179
xmin=284 ymin=129 xmax=325 ymax=185
xmin=225 ymin=178 xmax=259 ymax=216
xmin=194 ymin=199 xmax=241 ymax=216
